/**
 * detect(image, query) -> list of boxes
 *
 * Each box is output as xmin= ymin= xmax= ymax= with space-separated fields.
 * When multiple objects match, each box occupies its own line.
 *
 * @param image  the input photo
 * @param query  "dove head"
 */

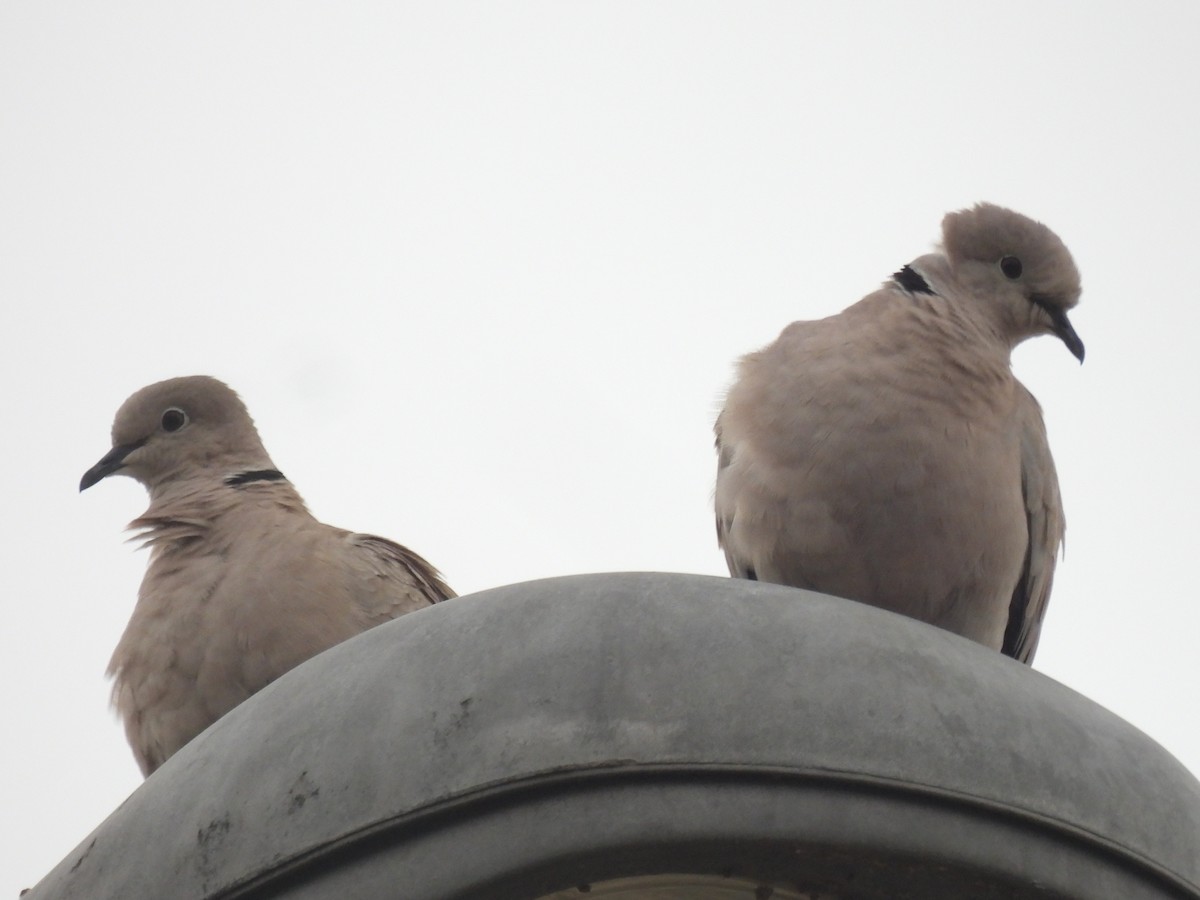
xmin=941 ymin=203 xmax=1084 ymax=362
xmin=81 ymin=376 xmax=274 ymax=495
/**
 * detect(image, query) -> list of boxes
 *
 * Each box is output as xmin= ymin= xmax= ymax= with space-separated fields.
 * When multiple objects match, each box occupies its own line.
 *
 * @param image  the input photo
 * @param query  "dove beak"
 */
xmin=1050 ymin=309 xmax=1085 ymax=364
xmin=1032 ymin=297 xmax=1085 ymax=363
xmin=80 ymin=441 xmax=144 ymax=491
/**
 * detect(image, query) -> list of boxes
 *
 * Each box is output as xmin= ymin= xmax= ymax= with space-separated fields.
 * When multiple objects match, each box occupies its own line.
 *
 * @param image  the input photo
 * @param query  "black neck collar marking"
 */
xmin=225 ymin=469 xmax=287 ymax=487
xmin=892 ymin=265 xmax=936 ymax=295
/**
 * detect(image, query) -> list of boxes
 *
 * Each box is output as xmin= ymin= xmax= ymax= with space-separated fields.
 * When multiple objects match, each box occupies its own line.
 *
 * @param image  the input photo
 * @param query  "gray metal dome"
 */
xmin=26 ymin=573 xmax=1200 ymax=899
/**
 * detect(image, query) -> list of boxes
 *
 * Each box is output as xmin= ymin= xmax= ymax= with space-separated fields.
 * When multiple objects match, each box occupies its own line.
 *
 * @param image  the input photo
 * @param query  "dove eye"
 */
xmin=161 ymin=408 xmax=188 ymax=432
xmin=1000 ymin=256 xmax=1023 ymax=279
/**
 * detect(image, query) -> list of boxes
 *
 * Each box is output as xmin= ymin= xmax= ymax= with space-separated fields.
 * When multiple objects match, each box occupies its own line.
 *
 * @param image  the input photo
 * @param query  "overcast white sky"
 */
xmin=4 ymin=2 xmax=1199 ymax=892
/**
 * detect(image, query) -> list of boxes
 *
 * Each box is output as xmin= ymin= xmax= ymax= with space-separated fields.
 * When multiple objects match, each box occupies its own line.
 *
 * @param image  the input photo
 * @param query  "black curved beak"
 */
xmin=1033 ymin=297 xmax=1085 ymax=363
xmin=1051 ymin=310 xmax=1085 ymax=363
xmin=80 ymin=441 xmax=143 ymax=492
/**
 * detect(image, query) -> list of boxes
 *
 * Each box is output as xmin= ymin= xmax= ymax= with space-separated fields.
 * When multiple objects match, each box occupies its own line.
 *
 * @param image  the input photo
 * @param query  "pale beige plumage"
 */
xmin=82 ymin=376 xmax=454 ymax=775
xmin=715 ymin=203 xmax=1082 ymax=663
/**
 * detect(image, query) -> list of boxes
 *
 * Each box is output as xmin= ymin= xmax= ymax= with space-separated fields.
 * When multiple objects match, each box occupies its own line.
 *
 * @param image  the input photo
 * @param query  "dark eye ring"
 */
xmin=1000 ymin=256 xmax=1023 ymax=279
xmin=161 ymin=408 xmax=188 ymax=432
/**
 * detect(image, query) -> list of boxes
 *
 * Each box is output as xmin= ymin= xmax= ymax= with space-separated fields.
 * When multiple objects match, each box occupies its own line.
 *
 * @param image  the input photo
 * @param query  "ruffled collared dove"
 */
xmin=714 ymin=203 xmax=1083 ymax=664
xmin=81 ymin=376 xmax=454 ymax=775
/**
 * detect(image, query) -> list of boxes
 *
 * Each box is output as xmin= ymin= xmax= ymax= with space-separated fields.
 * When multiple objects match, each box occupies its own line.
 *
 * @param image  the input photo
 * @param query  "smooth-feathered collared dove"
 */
xmin=81 ymin=376 xmax=454 ymax=775
xmin=715 ymin=203 xmax=1082 ymax=664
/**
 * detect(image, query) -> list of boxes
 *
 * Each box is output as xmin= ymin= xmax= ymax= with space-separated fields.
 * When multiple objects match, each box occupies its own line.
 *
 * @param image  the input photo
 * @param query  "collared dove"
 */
xmin=81 ymin=376 xmax=454 ymax=775
xmin=714 ymin=203 xmax=1082 ymax=664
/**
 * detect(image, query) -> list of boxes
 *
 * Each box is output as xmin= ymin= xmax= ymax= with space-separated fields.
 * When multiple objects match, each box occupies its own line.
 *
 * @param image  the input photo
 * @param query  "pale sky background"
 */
xmin=3 ymin=2 xmax=1199 ymax=892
